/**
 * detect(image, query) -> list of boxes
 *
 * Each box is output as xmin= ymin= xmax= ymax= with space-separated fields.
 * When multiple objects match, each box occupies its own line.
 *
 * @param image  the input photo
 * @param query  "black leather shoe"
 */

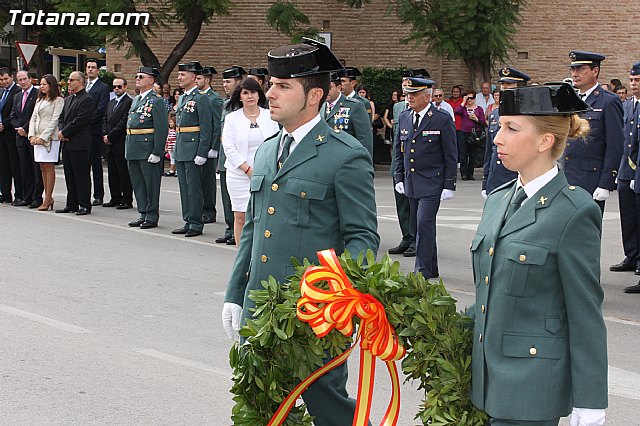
xmin=92 ymin=198 xmax=103 ymax=206
xmin=215 ymin=235 xmax=232 ymax=243
xmin=55 ymin=206 xmax=78 ymax=213
xmin=226 ymin=237 xmax=237 ymax=245
xmin=623 ymin=284 xmax=640 ymax=293
xmin=635 ymin=267 xmax=640 ymax=276
xmin=172 ymin=227 xmax=188 ymax=235
xmin=461 ymin=176 xmax=468 ymax=181
xmin=116 ymin=203 xmax=133 ymax=210
xmin=12 ymin=198 xmax=24 ymax=206
xmin=14 ymin=199 xmax=29 ymax=206
xmin=140 ymin=221 xmax=157 ymax=229
xmin=185 ymin=229 xmax=202 ymax=237
xmin=76 ymin=208 xmax=91 ymax=215
xmin=202 ymin=216 xmax=216 ymax=224
xmin=610 ymin=259 xmax=636 ymax=272
xmin=430 ymin=273 xmax=440 ymax=279
xmin=128 ymin=218 xmax=145 ymax=227
xmin=403 ymin=247 xmax=417 ymax=257
xmin=29 ymin=200 xmax=42 ymax=209
xmin=102 ymin=200 xmax=119 ymax=207
xmin=388 ymin=244 xmax=410 ymax=255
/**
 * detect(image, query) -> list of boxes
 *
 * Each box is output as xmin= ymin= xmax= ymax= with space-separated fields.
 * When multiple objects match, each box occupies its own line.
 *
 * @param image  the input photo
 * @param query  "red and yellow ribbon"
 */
xmin=268 ymin=249 xmax=405 ymax=426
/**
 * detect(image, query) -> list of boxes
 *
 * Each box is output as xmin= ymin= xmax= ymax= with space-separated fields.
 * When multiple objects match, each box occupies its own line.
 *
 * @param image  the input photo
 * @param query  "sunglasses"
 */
xmin=433 ymin=94 xmax=443 ymax=97
xmin=135 ymin=75 xmax=147 ymax=79
xmin=113 ymin=85 xmax=123 ymax=89
xmin=68 ymin=78 xmax=79 ymax=82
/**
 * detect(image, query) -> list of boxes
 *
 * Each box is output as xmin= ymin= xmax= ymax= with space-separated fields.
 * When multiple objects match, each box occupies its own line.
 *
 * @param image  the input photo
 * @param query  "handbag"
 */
xmin=469 ymin=126 xmax=486 ymax=148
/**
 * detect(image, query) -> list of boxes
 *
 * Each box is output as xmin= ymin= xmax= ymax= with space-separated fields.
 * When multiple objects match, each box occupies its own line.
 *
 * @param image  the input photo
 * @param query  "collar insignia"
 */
xmin=316 ymin=135 xmax=325 ymax=142
xmin=538 ymin=196 xmax=548 ymax=205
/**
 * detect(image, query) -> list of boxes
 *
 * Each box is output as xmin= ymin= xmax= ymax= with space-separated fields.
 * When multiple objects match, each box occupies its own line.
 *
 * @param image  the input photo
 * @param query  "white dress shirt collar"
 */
xmin=280 ymin=113 xmax=322 ymax=156
xmin=579 ymin=83 xmax=600 ymax=99
xmin=139 ymin=88 xmax=153 ymax=99
xmin=516 ymin=165 xmax=559 ymax=205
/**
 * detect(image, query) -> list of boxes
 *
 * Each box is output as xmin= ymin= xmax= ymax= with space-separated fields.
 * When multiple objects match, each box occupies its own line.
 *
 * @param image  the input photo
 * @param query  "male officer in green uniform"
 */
xmin=247 ymin=67 xmax=270 ymax=93
xmin=125 ymin=66 xmax=168 ymax=229
xmin=196 ymin=65 xmax=223 ymax=224
xmin=222 ymin=39 xmax=379 ymax=425
xmin=340 ymin=66 xmax=372 ymax=121
xmin=216 ymin=65 xmax=247 ymax=245
xmin=172 ymin=61 xmax=213 ymax=237
xmin=322 ymin=71 xmax=373 ymax=159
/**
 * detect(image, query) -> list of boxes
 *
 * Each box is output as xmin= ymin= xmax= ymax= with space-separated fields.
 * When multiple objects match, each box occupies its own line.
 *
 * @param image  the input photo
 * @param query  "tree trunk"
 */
xmin=464 ymin=56 xmax=493 ymax=91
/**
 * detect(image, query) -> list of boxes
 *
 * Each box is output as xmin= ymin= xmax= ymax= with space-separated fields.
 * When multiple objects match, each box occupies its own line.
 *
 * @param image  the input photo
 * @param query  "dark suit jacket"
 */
xmin=9 ymin=86 xmax=38 ymax=147
xmin=59 ymin=89 xmax=95 ymax=151
xmin=0 ymin=83 xmax=20 ymax=136
xmin=102 ymin=95 xmax=132 ymax=156
xmin=620 ymin=99 xmax=639 ymax=181
xmin=87 ymin=79 xmax=110 ymax=136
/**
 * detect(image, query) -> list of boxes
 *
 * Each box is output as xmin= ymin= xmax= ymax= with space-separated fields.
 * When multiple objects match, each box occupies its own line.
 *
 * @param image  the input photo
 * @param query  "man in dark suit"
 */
xmin=85 ymin=59 xmax=110 ymax=206
xmin=394 ymin=77 xmax=457 ymax=279
xmin=56 ymin=71 xmax=95 ymax=215
xmin=0 ymin=68 xmax=22 ymax=204
xmin=102 ymin=77 xmax=133 ymax=209
xmin=9 ymin=70 xmax=41 ymax=207
xmin=562 ymin=51 xmax=624 ymax=213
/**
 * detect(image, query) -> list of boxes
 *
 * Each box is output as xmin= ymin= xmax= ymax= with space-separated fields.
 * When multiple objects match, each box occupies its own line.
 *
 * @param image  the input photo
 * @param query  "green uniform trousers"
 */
xmin=176 ymin=161 xmax=204 ymax=232
xmin=128 ymin=160 xmax=162 ymax=223
xmin=489 ymin=419 xmax=559 ymax=425
xmin=201 ymin=159 xmax=217 ymax=220
xmin=218 ymin=171 xmax=234 ymax=238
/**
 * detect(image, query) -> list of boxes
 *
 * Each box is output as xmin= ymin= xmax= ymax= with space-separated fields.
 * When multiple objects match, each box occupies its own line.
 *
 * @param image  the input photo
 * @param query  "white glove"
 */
xmin=222 ymin=302 xmax=243 ymax=341
xmin=631 ymin=180 xmax=635 ymax=191
xmin=194 ymin=155 xmax=207 ymax=166
xmin=481 ymin=190 xmax=487 ymax=200
xmin=394 ymin=182 xmax=405 ymax=194
xmin=147 ymin=154 xmax=161 ymax=164
xmin=207 ymin=149 xmax=218 ymax=159
xmin=592 ymin=187 xmax=610 ymax=201
xmin=570 ymin=407 xmax=606 ymax=426
xmin=441 ymin=189 xmax=455 ymax=201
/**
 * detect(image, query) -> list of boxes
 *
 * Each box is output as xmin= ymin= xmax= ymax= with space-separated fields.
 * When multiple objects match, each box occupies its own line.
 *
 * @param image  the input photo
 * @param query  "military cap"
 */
xmin=568 ymin=51 xmax=605 ymax=67
xmin=499 ymin=67 xmax=531 ymax=83
xmin=202 ymin=66 xmax=217 ymax=76
xmin=137 ymin=66 xmax=161 ymax=78
xmin=499 ymin=83 xmax=591 ymax=116
xmin=402 ymin=77 xmax=435 ymax=93
xmin=267 ymin=37 xmax=343 ymax=78
xmin=330 ymin=72 xmax=342 ymax=84
xmin=630 ymin=61 xmax=640 ymax=76
xmin=342 ymin=67 xmax=362 ymax=78
xmin=178 ymin=61 xmax=204 ymax=74
xmin=402 ymin=68 xmax=431 ymax=78
xmin=248 ymin=67 xmax=269 ymax=77
xmin=222 ymin=65 xmax=247 ymax=79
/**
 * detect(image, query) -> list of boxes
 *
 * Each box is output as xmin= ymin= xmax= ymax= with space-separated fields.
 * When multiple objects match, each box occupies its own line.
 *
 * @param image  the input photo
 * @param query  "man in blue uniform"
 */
xmin=481 ymin=67 xmax=530 ymax=198
xmin=562 ymin=51 xmax=624 ymax=213
xmin=394 ymin=77 xmax=457 ymax=279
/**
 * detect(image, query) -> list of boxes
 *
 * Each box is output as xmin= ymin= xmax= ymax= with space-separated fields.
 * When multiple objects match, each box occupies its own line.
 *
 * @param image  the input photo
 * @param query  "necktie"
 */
xmin=86 ymin=81 xmax=93 ymax=92
xmin=21 ymin=90 xmax=28 ymax=111
xmin=112 ymin=99 xmax=119 ymax=112
xmin=0 ymin=89 xmax=7 ymax=106
xmin=413 ymin=112 xmax=420 ymax=131
xmin=504 ymin=186 xmax=527 ymax=223
xmin=278 ymin=134 xmax=294 ymax=170
xmin=579 ymin=93 xmax=587 ymax=101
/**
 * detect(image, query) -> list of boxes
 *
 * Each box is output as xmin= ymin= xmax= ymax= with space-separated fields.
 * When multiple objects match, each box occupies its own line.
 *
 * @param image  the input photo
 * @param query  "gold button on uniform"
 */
xmin=529 ymin=347 xmax=537 ymax=356
xmin=488 ymin=247 xmax=494 ymax=256
xmin=411 ymin=168 xmax=415 ymax=172
xmin=264 ymin=230 xmax=271 ymax=238
xmin=479 ymin=334 xmax=483 ymax=342
xmin=261 ymin=255 xmax=268 ymax=263
xmin=410 ymin=159 xmax=414 ymax=163
xmin=485 ymin=276 xmax=489 ymax=285
xmin=519 ymin=254 xmax=527 ymax=262
xmin=267 ymin=207 xmax=275 ymax=214
xmin=410 ymin=149 xmax=415 ymax=153
xmin=300 ymin=191 xmax=307 ymax=198
xmin=481 ymin=304 xmax=485 ymax=313
xmin=271 ymin=183 xmax=279 ymax=191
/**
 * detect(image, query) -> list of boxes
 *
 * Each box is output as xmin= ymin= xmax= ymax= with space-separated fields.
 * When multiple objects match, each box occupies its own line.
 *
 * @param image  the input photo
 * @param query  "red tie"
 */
xmin=21 ymin=90 xmax=28 ymax=111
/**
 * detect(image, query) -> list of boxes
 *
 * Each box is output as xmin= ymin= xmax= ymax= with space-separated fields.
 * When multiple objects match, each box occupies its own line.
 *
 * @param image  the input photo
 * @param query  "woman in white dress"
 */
xmin=222 ymin=77 xmax=279 ymax=246
xmin=28 ymin=74 xmax=64 ymax=211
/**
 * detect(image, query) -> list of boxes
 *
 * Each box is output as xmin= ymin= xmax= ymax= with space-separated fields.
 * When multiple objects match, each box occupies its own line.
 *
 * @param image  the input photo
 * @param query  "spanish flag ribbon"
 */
xmin=268 ymin=249 xmax=405 ymax=426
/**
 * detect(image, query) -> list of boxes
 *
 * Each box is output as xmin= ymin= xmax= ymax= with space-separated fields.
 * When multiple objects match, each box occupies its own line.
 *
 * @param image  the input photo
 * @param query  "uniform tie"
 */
xmin=278 ymin=134 xmax=294 ymax=170
xmin=504 ymin=186 xmax=527 ymax=223
xmin=579 ymin=93 xmax=587 ymax=101
xmin=413 ymin=112 xmax=420 ymax=132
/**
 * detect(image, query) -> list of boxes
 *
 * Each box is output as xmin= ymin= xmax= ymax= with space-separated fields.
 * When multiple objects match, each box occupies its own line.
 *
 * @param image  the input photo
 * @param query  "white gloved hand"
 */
xmin=481 ymin=190 xmax=487 ymax=200
xmin=222 ymin=302 xmax=243 ymax=341
xmin=207 ymin=149 xmax=218 ymax=159
xmin=592 ymin=187 xmax=610 ymax=201
xmin=569 ymin=407 xmax=606 ymax=426
xmin=147 ymin=154 xmax=161 ymax=164
xmin=194 ymin=155 xmax=207 ymax=166
xmin=394 ymin=182 xmax=404 ymax=194
xmin=631 ymin=180 xmax=635 ymax=191
xmin=441 ymin=189 xmax=455 ymax=201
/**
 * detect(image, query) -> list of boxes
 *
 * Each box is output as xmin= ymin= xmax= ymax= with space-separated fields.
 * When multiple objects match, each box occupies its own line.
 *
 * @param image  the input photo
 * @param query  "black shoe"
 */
xmin=403 ymin=247 xmax=417 ymax=257
xmin=430 ymin=272 xmax=440 ymax=279
xmin=55 ymin=206 xmax=78 ymax=213
xmin=215 ymin=235 xmax=232 ymax=243
xmin=12 ymin=198 xmax=24 ymax=206
xmin=610 ymin=258 xmax=636 ymax=272
xmin=388 ymin=244 xmax=410 ymax=255
xmin=102 ymin=200 xmax=119 ymax=207
xmin=461 ymin=176 xmax=468 ymax=181
xmin=116 ymin=203 xmax=133 ymax=210
xmin=164 ymin=171 xmax=176 ymax=177
xmin=75 ymin=208 xmax=91 ymax=216
xmin=172 ymin=226 xmax=188 ymax=235
xmin=29 ymin=200 xmax=42 ymax=209
xmin=467 ymin=175 xmax=475 ymax=180
xmin=14 ymin=199 xmax=29 ymax=206
xmin=623 ymin=284 xmax=640 ymax=293
xmin=185 ymin=229 xmax=202 ymax=237
xmin=226 ymin=237 xmax=237 ymax=245
xmin=635 ymin=268 xmax=640 ymax=276
xmin=92 ymin=198 xmax=103 ymax=206
xmin=140 ymin=221 xmax=157 ymax=229
xmin=128 ymin=218 xmax=145 ymax=227
xmin=202 ymin=216 xmax=216 ymax=224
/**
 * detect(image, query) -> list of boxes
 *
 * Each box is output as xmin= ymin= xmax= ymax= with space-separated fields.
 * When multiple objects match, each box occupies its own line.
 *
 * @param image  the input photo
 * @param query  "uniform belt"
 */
xmin=177 ymin=126 xmax=201 ymax=133
xmin=629 ymin=156 xmax=637 ymax=172
xmin=126 ymin=128 xmax=155 ymax=135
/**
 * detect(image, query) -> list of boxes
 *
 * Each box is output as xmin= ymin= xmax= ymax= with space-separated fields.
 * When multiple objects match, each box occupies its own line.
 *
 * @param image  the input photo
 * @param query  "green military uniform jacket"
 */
xmin=469 ymin=171 xmax=608 ymax=420
xmin=350 ymin=92 xmax=373 ymax=121
xmin=174 ymin=87 xmax=213 ymax=161
xmin=125 ymin=91 xmax=168 ymax=160
xmin=323 ymin=94 xmax=373 ymax=160
xmin=391 ymin=101 xmax=408 ymax=175
xmin=217 ymin=100 xmax=233 ymax=172
xmin=200 ymin=87 xmax=223 ymax=152
xmin=224 ymin=119 xmax=380 ymax=317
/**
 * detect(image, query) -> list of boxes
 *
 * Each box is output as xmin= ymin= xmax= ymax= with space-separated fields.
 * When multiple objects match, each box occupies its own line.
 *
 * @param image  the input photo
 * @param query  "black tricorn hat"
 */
xmin=222 ymin=65 xmax=247 ymax=79
xmin=248 ymin=67 xmax=269 ymax=77
xmin=330 ymin=71 xmax=342 ymax=84
xmin=268 ymin=38 xmax=344 ymax=78
xmin=202 ymin=66 xmax=217 ymax=76
xmin=402 ymin=68 xmax=431 ymax=78
xmin=499 ymin=83 xmax=591 ymax=116
xmin=178 ymin=61 xmax=204 ymax=74
xmin=138 ymin=66 xmax=161 ymax=78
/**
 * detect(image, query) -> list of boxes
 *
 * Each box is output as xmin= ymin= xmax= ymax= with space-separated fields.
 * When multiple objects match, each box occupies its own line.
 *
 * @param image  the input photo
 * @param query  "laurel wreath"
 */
xmin=229 ymin=251 xmax=488 ymax=425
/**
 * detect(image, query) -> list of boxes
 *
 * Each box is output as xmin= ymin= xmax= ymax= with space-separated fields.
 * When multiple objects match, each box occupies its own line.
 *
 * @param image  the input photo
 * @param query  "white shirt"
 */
xmin=326 ymin=93 xmax=343 ymax=112
xmin=139 ymin=89 xmax=153 ymax=100
xmin=579 ymin=83 xmax=599 ymax=100
xmin=516 ymin=165 xmax=559 ymax=206
xmin=86 ymin=78 xmax=98 ymax=92
xmin=279 ymin=114 xmax=322 ymax=158
xmin=412 ymin=103 xmax=431 ymax=127
xmin=475 ymin=92 xmax=495 ymax=113
xmin=433 ymin=100 xmax=455 ymax=121
xmin=346 ymin=91 xmax=356 ymax=99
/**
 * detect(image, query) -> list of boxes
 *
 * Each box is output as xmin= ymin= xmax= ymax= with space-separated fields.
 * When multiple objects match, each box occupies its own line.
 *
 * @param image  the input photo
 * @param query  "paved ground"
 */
xmin=0 ymin=165 xmax=637 ymax=425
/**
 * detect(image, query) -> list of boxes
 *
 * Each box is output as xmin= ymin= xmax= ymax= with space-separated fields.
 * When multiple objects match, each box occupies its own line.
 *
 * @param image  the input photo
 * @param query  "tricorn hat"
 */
xmin=178 ymin=61 xmax=204 ymax=74
xmin=268 ymin=38 xmax=344 ymax=79
xmin=248 ymin=67 xmax=269 ymax=77
xmin=499 ymin=83 xmax=591 ymax=116
xmin=222 ymin=65 xmax=247 ymax=79
xmin=138 ymin=66 xmax=161 ymax=78
xmin=202 ymin=66 xmax=217 ymax=76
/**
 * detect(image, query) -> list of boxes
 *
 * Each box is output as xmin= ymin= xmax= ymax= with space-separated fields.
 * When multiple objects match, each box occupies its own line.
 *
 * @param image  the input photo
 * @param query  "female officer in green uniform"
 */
xmin=469 ymin=84 xmax=608 ymax=426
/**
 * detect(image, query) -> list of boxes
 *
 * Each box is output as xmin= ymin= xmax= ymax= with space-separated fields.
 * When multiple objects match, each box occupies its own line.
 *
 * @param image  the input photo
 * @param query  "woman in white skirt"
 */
xmin=28 ymin=74 xmax=64 ymax=211
xmin=222 ymin=77 xmax=279 ymax=246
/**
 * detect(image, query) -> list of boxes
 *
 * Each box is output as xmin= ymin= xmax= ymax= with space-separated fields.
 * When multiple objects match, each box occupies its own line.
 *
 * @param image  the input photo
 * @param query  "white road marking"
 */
xmin=609 ymin=366 xmax=640 ymax=400
xmin=0 ymin=305 xmax=90 ymax=334
xmin=134 ymin=348 xmax=230 ymax=377
xmin=603 ymin=316 xmax=640 ymax=327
